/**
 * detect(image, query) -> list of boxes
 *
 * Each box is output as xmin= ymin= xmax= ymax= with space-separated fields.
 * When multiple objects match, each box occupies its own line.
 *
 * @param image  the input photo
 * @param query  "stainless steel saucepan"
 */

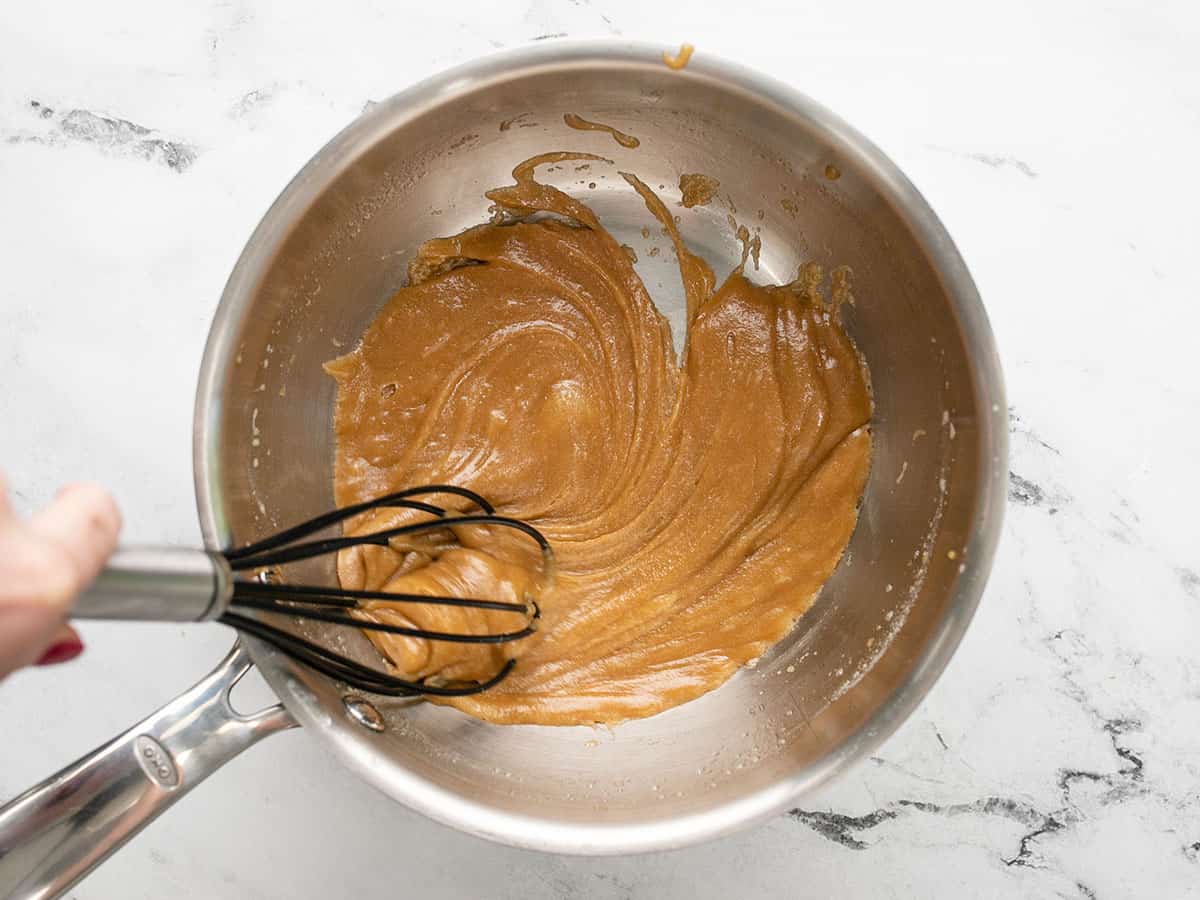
xmin=0 ymin=40 xmax=1005 ymax=898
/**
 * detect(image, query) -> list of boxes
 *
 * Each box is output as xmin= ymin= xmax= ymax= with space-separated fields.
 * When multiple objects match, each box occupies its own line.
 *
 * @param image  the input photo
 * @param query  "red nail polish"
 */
xmin=36 ymin=640 xmax=84 ymax=666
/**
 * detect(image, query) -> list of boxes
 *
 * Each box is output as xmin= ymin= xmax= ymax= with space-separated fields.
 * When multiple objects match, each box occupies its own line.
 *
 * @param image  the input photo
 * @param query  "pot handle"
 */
xmin=0 ymin=641 xmax=296 ymax=899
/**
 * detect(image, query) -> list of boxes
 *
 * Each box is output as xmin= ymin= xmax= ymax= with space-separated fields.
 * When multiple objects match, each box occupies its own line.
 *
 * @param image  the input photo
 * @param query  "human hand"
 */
xmin=0 ymin=473 xmax=121 ymax=680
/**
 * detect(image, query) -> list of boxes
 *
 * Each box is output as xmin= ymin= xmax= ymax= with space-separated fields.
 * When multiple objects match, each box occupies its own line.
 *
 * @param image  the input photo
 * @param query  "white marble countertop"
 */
xmin=2 ymin=1 xmax=1198 ymax=897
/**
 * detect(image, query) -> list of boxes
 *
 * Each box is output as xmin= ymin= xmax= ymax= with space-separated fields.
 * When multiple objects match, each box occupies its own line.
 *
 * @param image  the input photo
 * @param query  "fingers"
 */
xmin=0 ymin=605 xmax=70 ymax=679
xmin=0 ymin=470 xmax=12 ymax=523
xmin=27 ymin=483 xmax=122 ymax=594
xmin=0 ymin=478 xmax=114 ymax=681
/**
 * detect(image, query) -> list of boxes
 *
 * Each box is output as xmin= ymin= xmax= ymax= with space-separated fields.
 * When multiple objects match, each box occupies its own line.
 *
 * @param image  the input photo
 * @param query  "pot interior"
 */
xmin=196 ymin=44 xmax=1004 ymax=852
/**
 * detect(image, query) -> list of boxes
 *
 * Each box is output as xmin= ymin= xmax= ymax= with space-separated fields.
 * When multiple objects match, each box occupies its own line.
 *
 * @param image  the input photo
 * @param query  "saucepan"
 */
xmin=0 ymin=40 xmax=1005 ymax=897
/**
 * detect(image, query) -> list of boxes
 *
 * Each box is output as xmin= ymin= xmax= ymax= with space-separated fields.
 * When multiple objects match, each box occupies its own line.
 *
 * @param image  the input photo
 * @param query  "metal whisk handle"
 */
xmin=75 ymin=547 xmax=234 ymax=622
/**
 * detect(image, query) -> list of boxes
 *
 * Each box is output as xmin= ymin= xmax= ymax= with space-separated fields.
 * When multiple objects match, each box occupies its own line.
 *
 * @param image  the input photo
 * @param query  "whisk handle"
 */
xmin=75 ymin=547 xmax=234 ymax=622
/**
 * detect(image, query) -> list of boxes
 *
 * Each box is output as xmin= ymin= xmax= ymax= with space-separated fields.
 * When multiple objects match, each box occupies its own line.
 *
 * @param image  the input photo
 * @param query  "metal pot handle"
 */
xmin=0 ymin=641 xmax=296 ymax=899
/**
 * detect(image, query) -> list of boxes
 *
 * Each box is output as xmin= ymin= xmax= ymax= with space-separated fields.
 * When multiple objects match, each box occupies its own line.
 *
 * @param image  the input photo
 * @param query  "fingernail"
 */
xmin=36 ymin=639 xmax=84 ymax=666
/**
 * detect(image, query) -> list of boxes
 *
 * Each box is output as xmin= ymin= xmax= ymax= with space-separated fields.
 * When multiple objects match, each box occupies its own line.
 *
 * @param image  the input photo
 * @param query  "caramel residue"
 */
xmin=730 ymin=220 xmax=763 ymax=274
xmin=328 ymin=153 xmax=872 ymax=726
xmin=621 ymin=243 xmax=638 ymax=263
xmin=792 ymin=260 xmax=825 ymax=302
xmin=824 ymin=164 xmax=842 ymax=181
xmin=563 ymin=113 xmax=640 ymax=149
xmin=663 ymin=43 xmax=694 ymax=70
xmin=679 ymin=173 xmax=720 ymax=208
xmin=831 ymin=265 xmax=855 ymax=309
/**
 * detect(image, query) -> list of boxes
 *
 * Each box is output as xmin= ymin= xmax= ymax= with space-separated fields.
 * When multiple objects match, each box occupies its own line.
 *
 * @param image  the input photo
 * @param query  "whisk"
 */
xmin=73 ymin=486 xmax=552 ymax=697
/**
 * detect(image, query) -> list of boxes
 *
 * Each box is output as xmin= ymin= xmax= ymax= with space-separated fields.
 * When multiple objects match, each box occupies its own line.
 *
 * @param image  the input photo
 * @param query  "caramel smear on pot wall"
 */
xmin=679 ymin=173 xmax=720 ymax=208
xmin=663 ymin=43 xmax=694 ymax=70
xmin=562 ymin=113 xmax=640 ymax=148
xmin=325 ymin=152 xmax=873 ymax=726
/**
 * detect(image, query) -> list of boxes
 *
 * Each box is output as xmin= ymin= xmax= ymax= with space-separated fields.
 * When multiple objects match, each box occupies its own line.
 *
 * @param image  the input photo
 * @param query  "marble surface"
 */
xmin=2 ymin=0 xmax=1198 ymax=897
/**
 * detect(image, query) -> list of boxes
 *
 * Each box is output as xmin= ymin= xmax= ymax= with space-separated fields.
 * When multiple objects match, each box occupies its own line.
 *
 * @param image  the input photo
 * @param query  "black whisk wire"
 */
xmin=227 ymin=513 xmax=551 ymax=571
xmin=232 ymin=579 xmax=530 ymax=613
xmin=222 ymin=612 xmax=518 ymax=697
xmin=216 ymin=486 xmax=550 ymax=698
xmin=223 ymin=484 xmax=494 ymax=563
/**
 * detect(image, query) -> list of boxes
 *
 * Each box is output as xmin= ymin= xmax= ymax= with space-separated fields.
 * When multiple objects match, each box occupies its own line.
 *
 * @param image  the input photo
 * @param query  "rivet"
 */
xmin=342 ymin=695 xmax=385 ymax=732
